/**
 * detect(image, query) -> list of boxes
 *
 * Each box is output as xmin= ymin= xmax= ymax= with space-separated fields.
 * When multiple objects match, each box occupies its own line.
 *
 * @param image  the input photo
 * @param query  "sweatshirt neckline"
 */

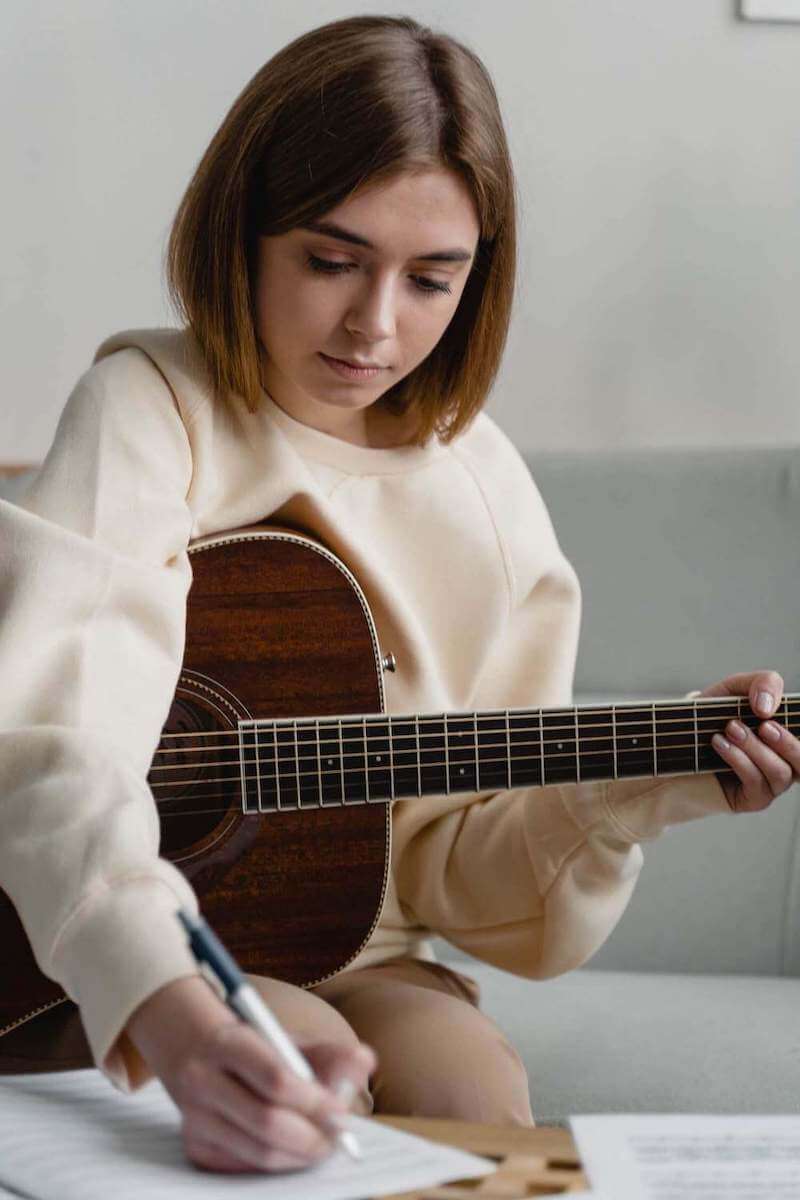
xmin=259 ymin=388 xmax=445 ymax=475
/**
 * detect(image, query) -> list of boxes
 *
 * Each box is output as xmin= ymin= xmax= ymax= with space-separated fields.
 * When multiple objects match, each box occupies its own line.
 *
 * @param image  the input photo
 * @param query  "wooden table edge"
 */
xmin=373 ymin=1115 xmax=586 ymax=1199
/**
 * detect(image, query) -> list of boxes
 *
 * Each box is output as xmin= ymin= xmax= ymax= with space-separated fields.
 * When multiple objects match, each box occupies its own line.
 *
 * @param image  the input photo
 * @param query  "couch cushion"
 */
xmin=0 ymin=468 xmax=37 ymax=504
xmin=526 ymin=448 xmax=800 ymax=699
xmin=577 ymin=782 xmax=800 ymax=977
xmin=451 ymin=960 xmax=800 ymax=1125
xmin=431 ymin=779 xmax=800 ymax=977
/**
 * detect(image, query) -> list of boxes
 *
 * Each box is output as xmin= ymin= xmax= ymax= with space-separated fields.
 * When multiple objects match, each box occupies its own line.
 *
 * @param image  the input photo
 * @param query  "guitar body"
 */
xmin=0 ymin=526 xmax=391 ymax=1072
xmin=5 ymin=522 xmax=789 ymax=1076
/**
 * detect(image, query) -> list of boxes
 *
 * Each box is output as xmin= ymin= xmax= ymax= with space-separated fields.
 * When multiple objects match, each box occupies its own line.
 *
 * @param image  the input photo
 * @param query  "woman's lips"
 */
xmin=319 ymin=353 xmax=385 ymax=380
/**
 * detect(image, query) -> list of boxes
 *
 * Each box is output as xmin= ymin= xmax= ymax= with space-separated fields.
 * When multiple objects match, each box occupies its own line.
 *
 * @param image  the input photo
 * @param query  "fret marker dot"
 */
xmin=632 ymin=739 xmax=638 ymax=745
xmin=460 ymin=768 xmax=465 ymax=775
xmin=557 ymin=742 xmax=563 ymax=751
xmin=376 ymin=756 xmax=382 ymax=763
xmin=328 ymin=758 xmax=333 ymax=765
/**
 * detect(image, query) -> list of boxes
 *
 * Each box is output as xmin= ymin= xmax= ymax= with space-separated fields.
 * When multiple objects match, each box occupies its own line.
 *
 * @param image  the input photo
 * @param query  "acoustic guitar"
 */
xmin=2 ymin=524 xmax=797 ymax=1073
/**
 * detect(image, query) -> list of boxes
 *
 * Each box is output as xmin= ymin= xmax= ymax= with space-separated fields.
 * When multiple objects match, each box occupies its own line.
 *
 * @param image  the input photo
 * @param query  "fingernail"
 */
xmin=713 ymin=733 xmax=730 ymax=752
xmin=757 ymin=691 xmax=774 ymax=716
xmin=728 ymin=720 xmax=746 ymax=744
xmin=334 ymin=1078 xmax=357 ymax=1108
xmin=761 ymin=722 xmax=780 ymax=743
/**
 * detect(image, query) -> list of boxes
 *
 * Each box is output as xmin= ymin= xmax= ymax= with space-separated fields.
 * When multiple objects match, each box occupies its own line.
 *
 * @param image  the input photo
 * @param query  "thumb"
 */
xmin=699 ymin=670 xmax=783 ymax=716
xmin=300 ymin=1040 xmax=376 ymax=1107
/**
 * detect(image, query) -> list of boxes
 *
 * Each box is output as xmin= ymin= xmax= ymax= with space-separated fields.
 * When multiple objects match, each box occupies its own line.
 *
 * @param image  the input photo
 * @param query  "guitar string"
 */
xmin=148 ymin=715 xmax=800 ymax=778
xmin=154 ymin=759 xmax=736 ymax=820
xmin=151 ymin=711 xmax=800 ymax=766
xmin=149 ymin=733 xmax=800 ymax=789
xmin=150 ymin=703 xmax=800 ymax=761
xmin=153 ymin=695 xmax=800 ymax=744
xmin=148 ymin=730 xmax=795 ymax=816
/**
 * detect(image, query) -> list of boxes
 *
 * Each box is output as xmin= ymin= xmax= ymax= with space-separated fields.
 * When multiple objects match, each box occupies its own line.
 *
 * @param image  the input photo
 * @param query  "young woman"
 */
xmin=1 ymin=13 xmax=797 ymax=1176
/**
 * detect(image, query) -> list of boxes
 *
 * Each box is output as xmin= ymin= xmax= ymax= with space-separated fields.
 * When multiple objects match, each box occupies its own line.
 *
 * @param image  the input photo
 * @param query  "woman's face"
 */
xmin=252 ymin=167 xmax=481 ymax=446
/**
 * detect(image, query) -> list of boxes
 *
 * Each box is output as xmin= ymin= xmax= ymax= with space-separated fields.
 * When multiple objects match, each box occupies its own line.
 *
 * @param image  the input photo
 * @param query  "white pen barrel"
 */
xmin=231 ymin=983 xmax=316 ymax=1082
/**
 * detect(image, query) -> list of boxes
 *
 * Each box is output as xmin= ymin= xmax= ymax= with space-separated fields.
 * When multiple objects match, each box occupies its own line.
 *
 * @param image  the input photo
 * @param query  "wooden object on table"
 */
xmin=376 ymin=1117 xmax=588 ymax=1198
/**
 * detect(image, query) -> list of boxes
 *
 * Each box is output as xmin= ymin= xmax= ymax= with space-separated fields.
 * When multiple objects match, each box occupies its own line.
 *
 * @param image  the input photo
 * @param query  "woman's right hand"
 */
xmin=124 ymin=975 xmax=375 ymax=1173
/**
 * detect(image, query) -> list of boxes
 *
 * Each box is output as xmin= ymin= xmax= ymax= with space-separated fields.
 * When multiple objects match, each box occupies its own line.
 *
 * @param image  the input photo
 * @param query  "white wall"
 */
xmin=3 ymin=0 xmax=799 ymax=460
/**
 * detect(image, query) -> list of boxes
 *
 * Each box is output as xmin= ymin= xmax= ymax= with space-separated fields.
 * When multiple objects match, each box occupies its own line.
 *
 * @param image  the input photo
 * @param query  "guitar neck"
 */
xmin=236 ymin=694 xmax=800 ymax=812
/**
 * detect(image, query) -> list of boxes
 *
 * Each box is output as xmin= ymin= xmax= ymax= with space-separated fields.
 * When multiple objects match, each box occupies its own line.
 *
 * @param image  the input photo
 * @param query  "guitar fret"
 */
xmin=293 ymin=720 xmax=301 ymax=805
xmin=238 ymin=725 xmax=247 ymax=810
xmin=388 ymin=716 xmax=395 ymax=801
xmin=276 ymin=724 xmax=298 ymax=810
xmin=363 ymin=717 xmax=370 ymax=803
xmin=255 ymin=723 xmax=263 ymax=812
xmin=338 ymin=720 xmax=345 ymax=806
xmin=237 ymin=722 xmax=261 ymax=814
xmin=316 ymin=719 xmax=323 ymax=807
xmin=576 ymin=707 xmax=614 ymax=781
xmin=444 ymin=715 xmax=450 ymax=794
xmin=363 ymin=716 xmax=391 ymax=804
xmin=656 ymin=704 xmax=696 ymax=776
xmin=652 ymin=703 xmax=657 ymax=776
xmin=475 ymin=714 xmax=504 ymax=791
xmin=612 ymin=706 xmax=618 ymax=779
xmin=299 ymin=721 xmax=317 ymax=808
xmin=615 ymin=705 xmax=654 ymax=778
xmin=415 ymin=715 xmax=422 ymax=797
xmin=543 ymin=708 xmax=579 ymax=784
xmin=448 ymin=713 xmax=477 ymax=793
xmin=474 ymin=712 xmax=480 ymax=791
xmin=693 ymin=700 xmax=699 ymax=773
xmin=385 ymin=717 xmax=414 ymax=798
xmin=697 ymin=698 xmax=740 ymax=772
xmin=539 ymin=709 xmax=545 ymax=786
xmin=343 ymin=720 xmax=367 ymax=804
xmin=506 ymin=713 xmax=535 ymax=788
xmin=505 ymin=710 xmax=511 ymax=789
xmin=574 ymin=708 xmax=581 ymax=783
xmin=274 ymin=724 xmax=282 ymax=810
xmin=319 ymin=723 xmax=339 ymax=807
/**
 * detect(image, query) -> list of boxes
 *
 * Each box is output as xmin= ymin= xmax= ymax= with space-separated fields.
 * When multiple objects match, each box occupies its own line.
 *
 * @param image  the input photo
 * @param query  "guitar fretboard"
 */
xmin=230 ymin=695 xmax=799 ymax=813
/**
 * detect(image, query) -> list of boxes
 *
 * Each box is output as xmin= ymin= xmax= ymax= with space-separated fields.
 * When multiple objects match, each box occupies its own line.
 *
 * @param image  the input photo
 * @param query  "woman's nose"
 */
xmin=345 ymin=275 xmax=397 ymax=341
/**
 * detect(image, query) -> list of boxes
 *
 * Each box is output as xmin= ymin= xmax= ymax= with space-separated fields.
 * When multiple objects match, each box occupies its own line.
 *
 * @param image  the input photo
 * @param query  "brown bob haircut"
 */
xmin=165 ymin=14 xmax=518 ymax=445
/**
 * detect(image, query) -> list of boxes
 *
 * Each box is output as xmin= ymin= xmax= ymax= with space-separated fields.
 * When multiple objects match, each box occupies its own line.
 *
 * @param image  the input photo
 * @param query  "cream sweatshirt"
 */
xmin=0 ymin=328 xmax=730 ymax=1092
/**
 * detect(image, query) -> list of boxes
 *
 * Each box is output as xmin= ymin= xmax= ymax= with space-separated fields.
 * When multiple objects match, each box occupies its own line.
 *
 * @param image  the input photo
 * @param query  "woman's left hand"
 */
xmin=700 ymin=670 xmax=800 ymax=813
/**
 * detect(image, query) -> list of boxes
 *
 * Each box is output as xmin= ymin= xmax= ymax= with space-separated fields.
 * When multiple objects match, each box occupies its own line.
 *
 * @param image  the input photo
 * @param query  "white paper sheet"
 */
xmin=571 ymin=1113 xmax=800 ymax=1199
xmin=0 ymin=1069 xmax=494 ymax=1200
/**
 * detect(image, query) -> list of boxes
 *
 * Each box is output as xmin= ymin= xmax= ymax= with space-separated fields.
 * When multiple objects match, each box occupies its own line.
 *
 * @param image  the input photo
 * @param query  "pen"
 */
xmin=176 ymin=907 xmax=362 ymax=1161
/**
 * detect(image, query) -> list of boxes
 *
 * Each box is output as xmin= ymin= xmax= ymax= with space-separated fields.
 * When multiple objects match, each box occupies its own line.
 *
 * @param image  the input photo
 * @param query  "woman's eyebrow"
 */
xmin=299 ymin=219 xmax=473 ymax=263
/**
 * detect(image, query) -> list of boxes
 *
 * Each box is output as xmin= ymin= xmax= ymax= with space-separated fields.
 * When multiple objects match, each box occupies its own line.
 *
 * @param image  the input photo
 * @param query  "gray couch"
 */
xmin=3 ymin=449 xmax=799 ymax=1123
xmin=434 ymin=448 xmax=800 ymax=1122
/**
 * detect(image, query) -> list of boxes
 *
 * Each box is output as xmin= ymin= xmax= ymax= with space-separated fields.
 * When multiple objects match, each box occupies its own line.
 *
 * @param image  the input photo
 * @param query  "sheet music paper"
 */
xmin=571 ymin=1113 xmax=800 ymax=1199
xmin=0 ymin=1069 xmax=493 ymax=1200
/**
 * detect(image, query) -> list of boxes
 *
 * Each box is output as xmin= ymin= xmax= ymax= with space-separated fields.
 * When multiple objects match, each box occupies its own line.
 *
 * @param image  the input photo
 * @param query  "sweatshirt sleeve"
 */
xmin=0 ymin=348 xmax=203 ymax=1091
xmin=391 ymin=426 xmax=731 ymax=978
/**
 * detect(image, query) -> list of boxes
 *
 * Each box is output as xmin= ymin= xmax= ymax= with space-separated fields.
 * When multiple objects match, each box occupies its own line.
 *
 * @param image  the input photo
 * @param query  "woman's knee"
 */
xmin=245 ymin=974 xmax=374 ymax=1116
xmin=367 ymin=989 xmax=533 ymax=1125
xmin=245 ymin=974 xmax=360 ymax=1049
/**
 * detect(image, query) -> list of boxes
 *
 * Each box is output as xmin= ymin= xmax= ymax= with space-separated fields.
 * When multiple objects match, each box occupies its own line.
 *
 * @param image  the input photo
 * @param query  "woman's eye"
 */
xmin=305 ymin=254 xmax=451 ymax=297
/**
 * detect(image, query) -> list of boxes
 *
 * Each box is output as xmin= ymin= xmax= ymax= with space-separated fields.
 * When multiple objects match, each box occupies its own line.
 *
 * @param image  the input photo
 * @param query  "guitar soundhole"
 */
xmin=149 ymin=691 xmax=241 ymax=857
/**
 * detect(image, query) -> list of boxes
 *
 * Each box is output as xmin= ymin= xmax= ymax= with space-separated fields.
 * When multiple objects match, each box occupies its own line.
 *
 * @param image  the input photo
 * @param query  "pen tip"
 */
xmin=176 ymin=907 xmax=200 ymax=932
xmin=338 ymin=1130 xmax=363 ymax=1161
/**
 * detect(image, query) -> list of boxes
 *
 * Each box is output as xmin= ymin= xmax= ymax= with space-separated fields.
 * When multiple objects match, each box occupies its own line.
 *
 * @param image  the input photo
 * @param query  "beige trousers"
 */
xmin=248 ymin=956 xmax=533 ymax=1126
